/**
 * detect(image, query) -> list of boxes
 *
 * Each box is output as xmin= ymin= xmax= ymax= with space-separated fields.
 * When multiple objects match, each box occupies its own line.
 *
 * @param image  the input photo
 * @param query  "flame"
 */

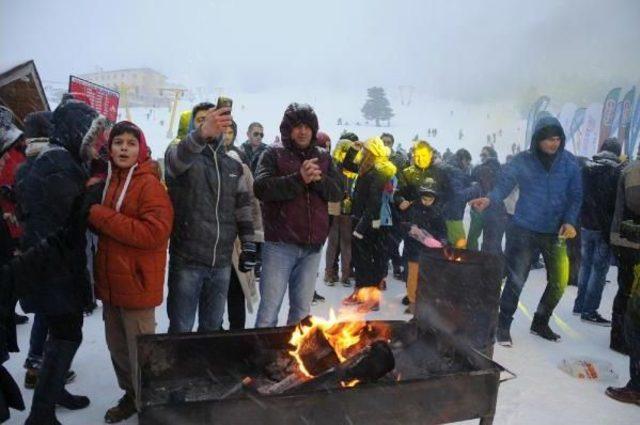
xmin=354 ymin=287 xmax=381 ymax=304
xmin=288 ymin=308 xmax=390 ymax=381
xmin=341 ymin=379 xmax=360 ymax=388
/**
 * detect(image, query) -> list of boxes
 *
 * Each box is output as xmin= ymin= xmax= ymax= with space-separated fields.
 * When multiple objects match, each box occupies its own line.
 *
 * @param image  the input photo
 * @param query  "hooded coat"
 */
xmin=16 ymin=100 xmax=97 ymax=314
xmin=488 ymin=116 xmax=582 ymax=234
xmin=89 ymin=123 xmax=174 ymax=309
xmin=580 ymin=150 xmax=622 ymax=239
xmin=253 ymin=104 xmax=343 ymax=246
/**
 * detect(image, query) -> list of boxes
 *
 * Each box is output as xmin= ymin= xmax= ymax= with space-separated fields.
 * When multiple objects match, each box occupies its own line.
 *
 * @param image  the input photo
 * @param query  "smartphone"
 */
xmin=216 ymin=96 xmax=233 ymax=114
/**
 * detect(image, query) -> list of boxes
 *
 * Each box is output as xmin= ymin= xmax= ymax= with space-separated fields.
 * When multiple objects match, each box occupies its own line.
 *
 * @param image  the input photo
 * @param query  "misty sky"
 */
xmin=2 ymin=0 xmax=639 ymax=102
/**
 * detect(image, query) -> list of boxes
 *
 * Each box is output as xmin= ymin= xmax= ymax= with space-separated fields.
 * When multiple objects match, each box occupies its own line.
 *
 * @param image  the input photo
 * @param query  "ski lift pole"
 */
xmin=163 ymin=88 xmax=185 ymax=139
xmin=119 ymin=83 xmax=132 ymax=122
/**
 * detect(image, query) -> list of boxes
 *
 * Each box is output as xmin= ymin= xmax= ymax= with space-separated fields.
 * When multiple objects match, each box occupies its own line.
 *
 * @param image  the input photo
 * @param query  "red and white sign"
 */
xmin=68 ymin=76 xmax=119 ymax=122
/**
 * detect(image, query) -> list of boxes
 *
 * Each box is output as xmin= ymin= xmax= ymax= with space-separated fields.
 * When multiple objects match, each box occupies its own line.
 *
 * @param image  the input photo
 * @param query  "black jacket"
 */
xmin=580 ymin=151 xmax=622 ymax=239
xmin=14 ymin=100 xmax=96 ymax=315
xmin=241 ymin=141 xmax=269 ymax=174
xmin=403 ymin=201 xmax=447 ymax=261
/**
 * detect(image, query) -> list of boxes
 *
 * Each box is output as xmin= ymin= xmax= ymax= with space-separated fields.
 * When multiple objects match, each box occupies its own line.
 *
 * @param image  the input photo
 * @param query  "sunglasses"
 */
xmin=252 ymin=132 xmax=264 ymax=138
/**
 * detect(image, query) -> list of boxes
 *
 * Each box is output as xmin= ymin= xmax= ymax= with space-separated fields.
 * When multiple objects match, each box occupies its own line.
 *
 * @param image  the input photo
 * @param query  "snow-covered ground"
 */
xmin=4 ymin=256 xmax=639 ymax=424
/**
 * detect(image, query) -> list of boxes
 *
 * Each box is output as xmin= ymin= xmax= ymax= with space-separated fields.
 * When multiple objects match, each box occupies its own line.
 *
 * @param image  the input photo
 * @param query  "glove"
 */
xmin=239 ymin=242 xmax=257 ymax=273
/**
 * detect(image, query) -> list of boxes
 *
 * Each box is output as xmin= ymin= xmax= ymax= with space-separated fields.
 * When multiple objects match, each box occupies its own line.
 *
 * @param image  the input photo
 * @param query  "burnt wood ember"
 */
xmin=296 ymin=326 xmax=341 ymax=376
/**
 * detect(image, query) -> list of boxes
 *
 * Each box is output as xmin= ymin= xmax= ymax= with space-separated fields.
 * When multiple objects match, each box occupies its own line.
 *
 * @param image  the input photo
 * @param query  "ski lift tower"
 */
xmin=161 ymin=87 xmax=186 ymax=139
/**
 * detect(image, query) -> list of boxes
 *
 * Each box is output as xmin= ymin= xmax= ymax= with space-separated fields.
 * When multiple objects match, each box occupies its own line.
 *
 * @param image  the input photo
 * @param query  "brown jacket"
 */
xmin=89 ymin=160 xmax=174 ymax=309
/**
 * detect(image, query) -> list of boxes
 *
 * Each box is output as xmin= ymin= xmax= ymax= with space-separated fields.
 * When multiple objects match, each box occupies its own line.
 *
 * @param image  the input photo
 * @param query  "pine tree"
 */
xmin=361 ymin=87 xmax=394 ymax=127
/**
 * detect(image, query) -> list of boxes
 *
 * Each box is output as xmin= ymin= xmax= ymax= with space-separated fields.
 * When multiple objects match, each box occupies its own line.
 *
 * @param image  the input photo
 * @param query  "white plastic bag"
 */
xmin=558 ymin=357 xmax=619 ymax=382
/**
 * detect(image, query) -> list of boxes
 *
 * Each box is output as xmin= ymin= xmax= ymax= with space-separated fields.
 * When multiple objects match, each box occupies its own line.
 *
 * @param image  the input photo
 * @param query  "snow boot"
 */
xmin=57 ymin=388 xmax=90 ymax=410
xmin=24 ymin=367 xmax=76 ymax=390
xmin=530 ymin=313 xmax=561 ymax=342
xmin=105 ymin=392 xmax=137 ymax=423
xmin=25 ymin=339 xmax=89 ymax=424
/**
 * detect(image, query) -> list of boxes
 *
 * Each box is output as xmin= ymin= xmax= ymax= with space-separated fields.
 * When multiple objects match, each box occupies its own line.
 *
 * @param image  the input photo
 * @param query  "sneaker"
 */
xmin=496 ymin=326 xmax=512 ymax=347
xmin=605 ymin=386 xmax=640 ymax=406
xmin=323 ymin=271 xmax=337 ymax=287
xmin=105 ymin=392 xmax=137 ymax=423
xmin=401 ymin=296 xmax=410 ymax=306
xmin=530 ymin=315 xmax=561 ymax=342
xmin=581 ymin=312 xmax=611 ymax=327
xmin=312 ymin=291 xmax=325 ymax=305
xmin=340 ymin=278 xmax=351 ymax=287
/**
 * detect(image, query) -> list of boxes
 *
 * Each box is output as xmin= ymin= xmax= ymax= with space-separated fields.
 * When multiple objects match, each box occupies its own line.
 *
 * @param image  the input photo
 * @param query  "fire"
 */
xmin=341 ymin=379 xmax=360 ymax=388
xmin=288 ymin=309 xmax=390 ymax=380
xmin=354 ymin=287 xmax=381 ymax=304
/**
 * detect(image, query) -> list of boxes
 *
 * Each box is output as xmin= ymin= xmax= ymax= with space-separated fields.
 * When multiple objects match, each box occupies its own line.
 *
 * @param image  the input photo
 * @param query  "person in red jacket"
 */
xmin=87 ymin=121 xmax=173 ymax=423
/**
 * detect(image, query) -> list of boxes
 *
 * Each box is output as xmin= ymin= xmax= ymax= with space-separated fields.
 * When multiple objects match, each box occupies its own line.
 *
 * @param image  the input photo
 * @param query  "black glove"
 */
xmin=239 ymin=242 xmax=257 ymax=273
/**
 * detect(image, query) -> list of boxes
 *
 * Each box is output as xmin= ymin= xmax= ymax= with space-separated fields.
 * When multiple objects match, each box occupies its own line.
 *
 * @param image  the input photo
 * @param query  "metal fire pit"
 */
xmin=137 ymin=320 xmax=511 ymax=425
xmin=137 ymin=247 xmax=510 ymax=425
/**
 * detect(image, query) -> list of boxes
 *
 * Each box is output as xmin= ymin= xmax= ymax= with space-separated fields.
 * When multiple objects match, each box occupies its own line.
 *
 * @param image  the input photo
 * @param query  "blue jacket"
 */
xmin=488 ymin=116 xmax=582 ymax=234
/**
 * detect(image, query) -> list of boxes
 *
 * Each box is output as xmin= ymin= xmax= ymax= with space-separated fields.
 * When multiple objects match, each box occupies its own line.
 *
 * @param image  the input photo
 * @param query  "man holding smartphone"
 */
xmin=164 ymin=100 xmax=257 ymax=333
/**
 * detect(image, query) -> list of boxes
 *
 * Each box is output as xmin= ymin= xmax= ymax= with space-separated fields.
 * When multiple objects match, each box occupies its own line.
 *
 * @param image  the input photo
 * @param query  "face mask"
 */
xmin=414 ymin=146 xmax=432 ymax=169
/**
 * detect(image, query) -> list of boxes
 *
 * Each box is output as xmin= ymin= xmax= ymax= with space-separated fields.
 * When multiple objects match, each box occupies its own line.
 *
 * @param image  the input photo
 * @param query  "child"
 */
xmin=403 ymin=181 xmax=447 ymax=313
xmin=87 ymin=121 xmax=173 ymax=423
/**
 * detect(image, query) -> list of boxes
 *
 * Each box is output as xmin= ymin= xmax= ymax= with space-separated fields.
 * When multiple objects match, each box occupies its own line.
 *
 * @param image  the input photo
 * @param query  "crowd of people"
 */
xmin=0 ymin=95 xmax=638 ymax=424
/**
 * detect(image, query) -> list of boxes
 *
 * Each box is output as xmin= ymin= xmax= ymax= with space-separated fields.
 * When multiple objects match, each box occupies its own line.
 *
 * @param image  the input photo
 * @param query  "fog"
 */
xmin=2 ymin=0 xmax=639 ymax=105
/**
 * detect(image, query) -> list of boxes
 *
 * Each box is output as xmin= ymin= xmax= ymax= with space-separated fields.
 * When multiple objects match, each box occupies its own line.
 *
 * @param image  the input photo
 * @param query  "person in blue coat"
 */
xmin=470 ymin=116 xmax=582 ymax=346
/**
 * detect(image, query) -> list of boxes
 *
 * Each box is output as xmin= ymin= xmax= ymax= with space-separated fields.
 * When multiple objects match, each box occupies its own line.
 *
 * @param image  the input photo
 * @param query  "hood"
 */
xmin=51 ymin=100 xmax=98 ymax=161
xmin=332 ymin=139 xmax=353 ymax=163
xmin=0 ymin=106 xmax=23 ymax=154
xmin=364 ymin=137 xmax=396 ymax=178
xmin=530 ymin=115 xmax=566 ymax=153
xmin=107 ymin=121 xmax=151 ymax=165
xmin=279 ymin=103 xmax=319 ymax=150
xmin=316 ymin=131 xmax=331 ymax=149
xmin=24 ymin=111 xmax=53 ymax=139
xmin=592 ymin=150 xmax=621 ymax=167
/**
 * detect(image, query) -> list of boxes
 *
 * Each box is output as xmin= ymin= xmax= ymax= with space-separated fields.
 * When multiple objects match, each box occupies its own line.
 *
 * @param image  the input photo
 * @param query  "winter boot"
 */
xmin=25 ymin=339 xmax=89 ymax=424
xmin=323 ymin=271 xmax=337 ymax=287
xmin=311 ymin=291 xmax=325 ymax=305
xmin=105 ymin=392 xmax=137 ymax=423
xmin=57 ymin=388 xmax=90 ymax=410
xmin=530 ymin=313 xmax=561 ymax=342
xmin=605 ymin=386 xmax=640 ymax=406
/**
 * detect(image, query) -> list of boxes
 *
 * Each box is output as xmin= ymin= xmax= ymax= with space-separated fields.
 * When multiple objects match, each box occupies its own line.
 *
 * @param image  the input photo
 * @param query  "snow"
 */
xmin=3 ymin=257 xmax=639 ymax=424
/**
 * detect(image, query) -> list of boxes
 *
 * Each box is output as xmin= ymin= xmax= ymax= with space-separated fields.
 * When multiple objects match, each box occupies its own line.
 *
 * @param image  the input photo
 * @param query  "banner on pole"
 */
xmin=68 ymin=76 xmax=119 ymax=123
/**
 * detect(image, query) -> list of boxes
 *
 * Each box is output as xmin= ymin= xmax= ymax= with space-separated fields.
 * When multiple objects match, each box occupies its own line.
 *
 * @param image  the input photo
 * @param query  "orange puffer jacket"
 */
xmin=89 ymin=159 xmax=174 ymax=309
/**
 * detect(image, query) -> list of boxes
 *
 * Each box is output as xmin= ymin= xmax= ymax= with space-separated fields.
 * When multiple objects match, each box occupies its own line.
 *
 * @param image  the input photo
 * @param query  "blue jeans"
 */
xmin=167 ymin=256 xmax=231 ymax=333
xmin=25 ymin=314 xmax=48 ymax=368
xmin=573 ymin=228 xmax=611 ymax=316
xmin=499 ymin=224 xmax=569 ymax=328
xmin=255 ymin=242 xmax=322 ymax=328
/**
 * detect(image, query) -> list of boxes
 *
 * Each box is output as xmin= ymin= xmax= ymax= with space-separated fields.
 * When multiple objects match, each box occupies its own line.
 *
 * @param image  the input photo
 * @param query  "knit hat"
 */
xmin=600 ymin=137 xmax=622 ymax=157
xmin=23 ymin=111 xmax=53 ymax=139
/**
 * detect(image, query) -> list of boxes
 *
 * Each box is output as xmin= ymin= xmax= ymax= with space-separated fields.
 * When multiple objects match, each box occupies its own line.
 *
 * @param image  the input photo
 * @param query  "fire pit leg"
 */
xmin=479 ymin=415 xmax=494 ymax=425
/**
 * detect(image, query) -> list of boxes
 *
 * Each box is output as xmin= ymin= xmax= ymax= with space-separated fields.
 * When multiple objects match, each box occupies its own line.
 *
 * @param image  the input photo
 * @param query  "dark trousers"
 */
xmin=325 ymin=215 xmax=352 ymax=280
xmin=227 ymin=268 xmax=246 ymax=330
xmin=611 ymin=246 xmax=640 ymax=352
xmin=26 ymin=314 xmax=48 ymax=368
xmin=352 ymin=224 xmax=386 ymax=288
xmin=384 ymin=225 xmax=403 ymax=271
xmin=626 ymin=313 xmax=640 ymax=390
xmin=46 ymin=313 xmax=83 ymax=343
xmin=499 ymin=224 xmax=569 ymax=328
